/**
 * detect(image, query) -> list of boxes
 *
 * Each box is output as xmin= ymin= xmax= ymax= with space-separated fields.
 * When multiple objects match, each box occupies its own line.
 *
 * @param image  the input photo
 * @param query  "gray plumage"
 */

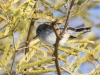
xmin=36 ymin=23 xmax=91 ymax=46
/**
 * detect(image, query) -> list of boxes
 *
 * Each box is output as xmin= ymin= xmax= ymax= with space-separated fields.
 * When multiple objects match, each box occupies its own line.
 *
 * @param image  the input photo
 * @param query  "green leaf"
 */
xmin=17 ymin=68 xmax=55 ymax=74
xmin=0 ymin=35 xmax=12 ymax=67
xmin=17 ymin=58 xmax=52 ymax=70
xmin=0 ymin=14 xmax=9 ymax=21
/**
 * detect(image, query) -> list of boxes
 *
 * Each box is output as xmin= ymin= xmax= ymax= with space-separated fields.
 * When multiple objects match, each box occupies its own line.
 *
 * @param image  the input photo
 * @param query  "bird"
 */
xmin=34 ymin=23 xmax=91 ymax=46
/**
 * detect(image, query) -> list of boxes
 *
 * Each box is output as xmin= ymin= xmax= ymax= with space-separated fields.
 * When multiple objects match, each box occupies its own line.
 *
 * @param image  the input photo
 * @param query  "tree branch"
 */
xmin=10 ymin=32 xmax=17 ymax=75
xmin=51 ymin=21 xmax=61 ymax=75
xmin=23 ymin=0 xmax=37 ymax=75
xmin=23 ymin=18 xmax=35 ymax=75
xmin=10 ymin=20 xmax=20 ymax=75
xmin=60 ymin=0 xmax=75 ymax=36
xmin=50 ymin=0 xmax=75 ymax=75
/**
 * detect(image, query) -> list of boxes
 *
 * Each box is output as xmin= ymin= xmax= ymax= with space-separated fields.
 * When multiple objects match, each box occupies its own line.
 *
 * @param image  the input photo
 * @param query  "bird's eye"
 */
xmin=36 ymin=29 xmax=41 ymax=35
xmin=37 ymin=31 xmax=40 ymax=34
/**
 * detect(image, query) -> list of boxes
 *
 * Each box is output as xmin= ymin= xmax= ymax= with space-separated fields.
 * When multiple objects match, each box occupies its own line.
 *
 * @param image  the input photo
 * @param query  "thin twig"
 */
xmin=10 ymin=32 xmax=17 ymax=75
xmin=24 ymin=0 xmax=37 ymax=54
xmin=0 ymin=24 xmax=8 ymax=31
xmin=10 ymin=20 xmax=20 ymax=75
xmin=23 ymin=1 xmax=37 ymax=75
xmin=23 ymin=18 xmax=35 ymax=75
xmin=2 ymin=68 xmax=10 ymax=75
xmin=60 ymin=66 xmax=71 ymax=74
xmin=18 ymin=46 xmax=29 ymax=51
xmin=60 ymin=0 xmax=75 ymax=36
xmin=25 ymin=18 xmax=35 ymax=54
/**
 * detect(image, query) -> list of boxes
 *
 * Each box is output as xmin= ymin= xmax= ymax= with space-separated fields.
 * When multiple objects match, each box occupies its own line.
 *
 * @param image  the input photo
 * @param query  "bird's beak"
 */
xmin=33 ymin=34 xmax=38 ymax=39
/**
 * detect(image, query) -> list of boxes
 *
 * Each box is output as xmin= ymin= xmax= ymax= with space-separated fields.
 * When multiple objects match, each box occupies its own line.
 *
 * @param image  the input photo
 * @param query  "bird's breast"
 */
xmin=38 ymin=30 xmax=71 ymax=46
xmin=39 ymin=31 xmax=56 ymax=46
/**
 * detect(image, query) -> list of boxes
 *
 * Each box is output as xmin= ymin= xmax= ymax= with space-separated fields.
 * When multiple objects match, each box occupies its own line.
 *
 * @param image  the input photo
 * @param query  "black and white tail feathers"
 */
xmin=67 ymin=27 xmax=91 ymax=32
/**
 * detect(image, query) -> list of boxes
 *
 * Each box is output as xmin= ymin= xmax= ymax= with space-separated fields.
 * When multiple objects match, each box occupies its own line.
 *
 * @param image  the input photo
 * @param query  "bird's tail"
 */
xmin=67 ymin=27 xmax=91 ymax=32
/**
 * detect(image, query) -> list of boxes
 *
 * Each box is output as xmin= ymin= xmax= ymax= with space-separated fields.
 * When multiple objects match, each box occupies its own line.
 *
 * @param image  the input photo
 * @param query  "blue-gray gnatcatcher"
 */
xmin=35 ymin=23 xmax=91 ymax=46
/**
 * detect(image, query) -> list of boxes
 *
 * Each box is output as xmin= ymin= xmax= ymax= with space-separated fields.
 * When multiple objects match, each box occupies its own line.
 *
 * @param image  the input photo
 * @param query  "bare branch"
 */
xmin=10 ymin=32 xmax=17 ymax=75
xmin=24 ymin=0 xmax=38 ymax=75
xmin=10 ymin=20 xmax=20 ymax=75
xmin=50 ymin=20 xmax=61 ymax=75
xmin=50 ymin=0 xmax=75 ymax=75
xmin=60 ymin=0 xmax=75 ymax=36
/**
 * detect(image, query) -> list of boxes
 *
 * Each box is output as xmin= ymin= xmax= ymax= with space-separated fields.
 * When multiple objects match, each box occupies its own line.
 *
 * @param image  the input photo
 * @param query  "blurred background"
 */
xmin=0 ymin=0 xmax=100 ymax=75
